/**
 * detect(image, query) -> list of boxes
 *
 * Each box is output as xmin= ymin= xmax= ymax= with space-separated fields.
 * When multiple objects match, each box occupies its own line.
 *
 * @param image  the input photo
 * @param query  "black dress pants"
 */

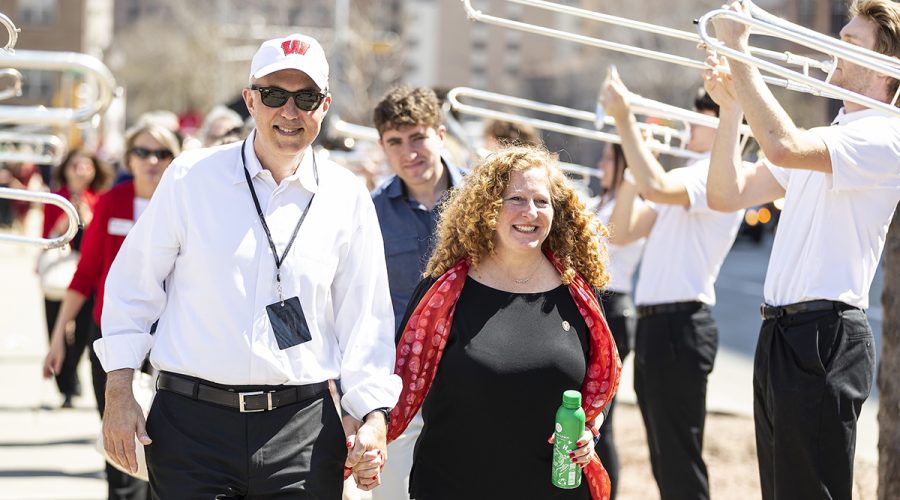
xmin=754 ymin=306 xmax=875 ymax=500
xmin=44 ymin=296 xmax=93 ymax=398
xmin=145 ymin=376 xmax=347 ymax=500
xmin=90 ymin=321 xmax=150 ymax=500
xmin=596 ymin=291 xmax=636 ymax=500
xmin=633 ymin=303 xmax=716 ymax=500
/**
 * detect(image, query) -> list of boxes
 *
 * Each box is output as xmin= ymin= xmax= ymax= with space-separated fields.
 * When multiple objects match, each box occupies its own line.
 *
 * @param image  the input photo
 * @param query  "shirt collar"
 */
xmin=233 ymin=129 xmax=319 ymax=194
xmin=830 ymin=107 xmax=890 ymax=126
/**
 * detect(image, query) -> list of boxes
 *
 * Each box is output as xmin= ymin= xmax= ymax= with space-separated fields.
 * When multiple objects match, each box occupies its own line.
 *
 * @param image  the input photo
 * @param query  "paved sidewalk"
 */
xmin=0 ymin=216 xmax=879 ymax=499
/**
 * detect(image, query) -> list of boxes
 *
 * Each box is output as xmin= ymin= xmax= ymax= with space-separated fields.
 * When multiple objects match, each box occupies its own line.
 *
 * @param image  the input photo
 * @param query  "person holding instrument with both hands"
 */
xmin=96 ymin=34 xmax=400 ymax=499
xmin=703 ymin=1 xmax=899 ymax=498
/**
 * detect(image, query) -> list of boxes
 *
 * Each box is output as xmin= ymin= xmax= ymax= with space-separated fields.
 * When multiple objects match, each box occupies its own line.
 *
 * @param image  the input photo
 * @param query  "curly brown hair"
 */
xmin=373 ymin=86 xmax=442 ymax=136
xmin=425 ymin=146 xmax=609 ymax=289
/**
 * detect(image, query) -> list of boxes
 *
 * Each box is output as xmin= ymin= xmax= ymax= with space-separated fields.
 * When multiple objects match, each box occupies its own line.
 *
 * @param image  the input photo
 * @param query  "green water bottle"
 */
xmin=552 ymin=389 xmax=586 ymax=489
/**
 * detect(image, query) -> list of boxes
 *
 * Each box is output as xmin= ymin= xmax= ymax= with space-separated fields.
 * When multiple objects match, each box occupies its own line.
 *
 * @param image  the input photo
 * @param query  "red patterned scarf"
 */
xmin=389 ymin=251 xmax=622 ymax=499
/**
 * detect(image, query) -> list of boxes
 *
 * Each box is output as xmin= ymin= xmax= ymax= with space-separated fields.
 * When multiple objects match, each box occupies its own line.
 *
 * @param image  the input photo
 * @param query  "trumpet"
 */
xmin=697 ymin=0 xmax=900 ymax=118
xmin=0 ymin=49 xmax=117 ymax=124
xmin=0 ymin=131 xmax=66 ymax=164
xmin=460 ymin=0 xmax=834 ymax=96
xmin=0 ymin=187 xmax=80 ymax=248
xmin=448 ymin=86 xmax=743 ymax=160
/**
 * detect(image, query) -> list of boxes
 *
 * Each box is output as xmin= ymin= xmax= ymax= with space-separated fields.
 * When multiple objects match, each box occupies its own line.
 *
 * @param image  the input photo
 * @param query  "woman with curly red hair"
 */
xmin=354 ymin=146 xmax=621 ymax=499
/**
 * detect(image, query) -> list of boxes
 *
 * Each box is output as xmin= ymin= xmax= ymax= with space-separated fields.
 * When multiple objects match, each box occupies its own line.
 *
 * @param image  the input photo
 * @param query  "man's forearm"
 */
xmin=708 ymin=105 xmax=746 ymax=211
xmin=608 ymin=181 xmax=639 ymax=245
xmin=105 ymin=368 xmax=135 ymax=396
xmin=613 ymin=112 xmax=669 ymax=195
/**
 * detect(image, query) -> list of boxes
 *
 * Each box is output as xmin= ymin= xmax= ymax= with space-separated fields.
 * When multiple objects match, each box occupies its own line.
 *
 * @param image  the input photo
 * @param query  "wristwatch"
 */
xmin=366 ymin=407 xmax=391 ymax=428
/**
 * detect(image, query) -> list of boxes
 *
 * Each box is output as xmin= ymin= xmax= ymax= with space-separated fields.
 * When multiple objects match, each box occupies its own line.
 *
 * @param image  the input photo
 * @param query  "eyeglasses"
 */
xmin=250 ymin=85 xmax=326 ymax=111
xmin=130 ymin=147 xmax=174 ymax=160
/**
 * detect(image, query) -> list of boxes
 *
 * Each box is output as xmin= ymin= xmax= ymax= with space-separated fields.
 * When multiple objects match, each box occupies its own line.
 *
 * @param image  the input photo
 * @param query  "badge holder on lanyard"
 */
xmin=241 ymin=140 xmax=317 ymax=350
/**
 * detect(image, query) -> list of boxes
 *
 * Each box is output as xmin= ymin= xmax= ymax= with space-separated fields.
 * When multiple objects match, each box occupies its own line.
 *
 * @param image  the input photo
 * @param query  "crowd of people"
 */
xmin=0 ymin=0 xmax=892 ymax=499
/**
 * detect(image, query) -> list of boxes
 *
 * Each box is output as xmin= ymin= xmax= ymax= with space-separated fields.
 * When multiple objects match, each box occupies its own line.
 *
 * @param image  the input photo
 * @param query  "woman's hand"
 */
xmin=43 ymin=327 xmax=66 ymax=379
xmin=569 ymin=427 xmax=598 ymax=469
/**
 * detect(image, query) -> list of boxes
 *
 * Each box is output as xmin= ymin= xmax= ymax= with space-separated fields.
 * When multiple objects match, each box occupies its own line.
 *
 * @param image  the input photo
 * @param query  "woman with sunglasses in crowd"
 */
xmin=40 ymin=149 xmax=112 ymax=408
xmin=43 ymin=120 xmax=180 ymax=500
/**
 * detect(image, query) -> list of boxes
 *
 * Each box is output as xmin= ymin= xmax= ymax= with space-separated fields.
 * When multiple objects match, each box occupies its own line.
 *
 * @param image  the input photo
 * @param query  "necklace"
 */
xmin=496 ymin=254 xmax=544 ymax=285
xmin=513 ymin=275 xmax=532 ymax=284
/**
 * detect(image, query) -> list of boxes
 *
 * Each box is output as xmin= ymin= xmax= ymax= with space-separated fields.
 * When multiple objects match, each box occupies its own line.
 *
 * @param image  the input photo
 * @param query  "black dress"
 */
xmin=401 ymin=276 xmax=592 ymax=500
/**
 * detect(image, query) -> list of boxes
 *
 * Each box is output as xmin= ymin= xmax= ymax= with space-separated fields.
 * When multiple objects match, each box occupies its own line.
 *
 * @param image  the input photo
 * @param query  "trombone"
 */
xmin=0 ymin=187 xmax=80 ymax=248
xmin=697 ymin=0 xmax=900 ymax=118
xmin=0 ymin=68 xmax=21 ymax=101
xmin=448 ymin=86 xmax=741 ymax=160
xmin=0 ymin=49 xmax=117 ymax=124
xmin=0 ymin=12 xmax=19 ymax=53
xmin=460 ymin=0 xmax=834 ymax=96
xmin=0 ymin=131 xmax=66 ymax=164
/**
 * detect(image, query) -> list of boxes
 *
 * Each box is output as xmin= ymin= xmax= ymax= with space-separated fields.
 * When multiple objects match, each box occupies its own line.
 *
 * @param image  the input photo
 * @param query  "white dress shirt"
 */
xmin=634 ymin=158 xmax=745 ymax=306
xmin=763 ymin=108 xmax=900 ymax=309
xmin=96 ymin=132 xmax=402 ymax=419
xmin=594 ymin=199 xmax=645 ymax=294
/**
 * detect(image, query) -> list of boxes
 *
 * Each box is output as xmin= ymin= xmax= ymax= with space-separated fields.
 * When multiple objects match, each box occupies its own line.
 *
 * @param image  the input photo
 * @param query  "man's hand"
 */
xmin=102 ymin=369 xmax=151 ymax=474
xmin=704 ymin=51 xmax=739 ymax=109
xmin=599 ymin=67 xmax=633 ymax=122
xmin=344 ymin=410 xmax=388 ymax=491
xmin=712 ymin=1 xmax=752 ymax=51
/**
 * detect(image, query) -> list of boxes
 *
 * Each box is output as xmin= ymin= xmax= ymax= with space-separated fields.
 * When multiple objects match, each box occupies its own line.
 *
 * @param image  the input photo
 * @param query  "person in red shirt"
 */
xmin=40 ymin=149 xmax=111 ymax=408
xmin=42 ymin=120 xmax=181 ymax=500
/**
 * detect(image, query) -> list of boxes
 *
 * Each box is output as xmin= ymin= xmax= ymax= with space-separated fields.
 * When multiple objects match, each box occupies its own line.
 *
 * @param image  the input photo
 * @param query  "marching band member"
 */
xmin=704 ymin=1 xmax=900 ymax=498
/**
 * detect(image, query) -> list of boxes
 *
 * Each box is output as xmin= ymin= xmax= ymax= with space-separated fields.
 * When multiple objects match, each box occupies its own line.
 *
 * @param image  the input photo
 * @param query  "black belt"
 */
xmin=157 ymin=371 xmax=328 ymax=413
xmin=760 ymin=300 xmax=859 ymax=321
xmin=636 ymin=301 xmax=705 ymax=318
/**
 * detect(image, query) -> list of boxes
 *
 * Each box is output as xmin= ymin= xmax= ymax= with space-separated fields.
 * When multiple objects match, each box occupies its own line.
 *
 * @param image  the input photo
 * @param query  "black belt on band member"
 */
xmin=636 ymin=301 xmax=705 ymax=318
xmin=157 ymin=371 xmax=328 ymax=413
xmin=760 ymin=299 xmax=859 ymax=321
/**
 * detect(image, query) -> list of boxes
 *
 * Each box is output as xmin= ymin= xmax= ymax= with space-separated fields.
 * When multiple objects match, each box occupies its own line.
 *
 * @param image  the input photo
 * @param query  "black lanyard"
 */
xmin=241 ymin=141 xmax=319 ymax=303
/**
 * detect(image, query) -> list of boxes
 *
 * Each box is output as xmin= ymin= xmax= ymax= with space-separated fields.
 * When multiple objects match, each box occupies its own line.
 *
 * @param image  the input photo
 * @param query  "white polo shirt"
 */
xmin=634 ymin=158 xmax=745 ymax=306
xmin=763 ymin=108 xmax=900 ymax=309
xmin=96 ymin=132 xmax=402 ymax=419
xmin=595 ymin=199 xmax=645 ymax=294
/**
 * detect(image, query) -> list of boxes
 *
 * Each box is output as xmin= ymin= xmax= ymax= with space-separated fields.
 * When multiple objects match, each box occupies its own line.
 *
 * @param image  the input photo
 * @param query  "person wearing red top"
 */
xmin=43 ymin=120 xmax=181 ymax=500
xmin=40 ymin=149 xmax=110 ymax=408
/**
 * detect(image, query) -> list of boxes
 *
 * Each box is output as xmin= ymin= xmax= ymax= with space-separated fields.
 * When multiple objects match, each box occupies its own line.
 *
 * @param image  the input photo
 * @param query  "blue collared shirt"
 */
xmin=371 ymin=160 xmax=465 ymax=328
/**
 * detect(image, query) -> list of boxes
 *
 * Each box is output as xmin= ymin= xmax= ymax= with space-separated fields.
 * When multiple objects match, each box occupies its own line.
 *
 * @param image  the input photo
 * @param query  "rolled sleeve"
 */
xmin=96 ymin=165 xmax=185 ymax=372
xmin=333 ymin=183 xmax=402 ymax=419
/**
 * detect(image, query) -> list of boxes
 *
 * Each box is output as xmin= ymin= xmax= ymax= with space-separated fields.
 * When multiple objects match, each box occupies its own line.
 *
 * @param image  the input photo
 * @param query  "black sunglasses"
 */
xmin=131 ymin=147 xmax=174 ymax=160
xmin=250 ymin=85 xmax=326 ymax=111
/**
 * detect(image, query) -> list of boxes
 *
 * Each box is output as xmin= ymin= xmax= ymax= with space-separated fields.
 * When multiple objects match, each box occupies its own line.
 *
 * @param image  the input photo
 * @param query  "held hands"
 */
xmin=345 ymin=411 xmax=388 ymax=491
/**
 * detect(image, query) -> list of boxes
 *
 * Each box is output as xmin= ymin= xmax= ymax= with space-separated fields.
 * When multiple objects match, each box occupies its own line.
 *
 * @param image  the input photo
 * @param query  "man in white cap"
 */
xmin=97 ymin=33 xmax=401 ymax=498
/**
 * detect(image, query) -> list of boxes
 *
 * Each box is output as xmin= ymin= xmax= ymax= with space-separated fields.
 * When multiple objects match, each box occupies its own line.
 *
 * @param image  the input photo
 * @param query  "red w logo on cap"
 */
xmin=281 ymin=40 xmax=310 ymax=56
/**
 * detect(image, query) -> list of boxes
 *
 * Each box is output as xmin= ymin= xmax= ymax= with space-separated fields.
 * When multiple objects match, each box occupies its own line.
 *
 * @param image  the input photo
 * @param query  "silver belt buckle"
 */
xmin=238 ymin=391 xmax=274 ymax=413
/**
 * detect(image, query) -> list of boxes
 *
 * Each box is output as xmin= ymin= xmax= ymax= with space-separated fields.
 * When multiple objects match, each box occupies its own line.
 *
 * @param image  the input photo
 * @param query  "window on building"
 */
xmin=20 ymin=69 xmax=55 ymax=100
xmin=17 ymin=0 xmax=58 ymax=26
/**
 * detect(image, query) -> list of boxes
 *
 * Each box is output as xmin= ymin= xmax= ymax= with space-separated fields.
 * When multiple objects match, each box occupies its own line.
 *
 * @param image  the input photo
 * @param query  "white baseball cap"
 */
xmin=249 ymin=34 xmax=329 ymax=90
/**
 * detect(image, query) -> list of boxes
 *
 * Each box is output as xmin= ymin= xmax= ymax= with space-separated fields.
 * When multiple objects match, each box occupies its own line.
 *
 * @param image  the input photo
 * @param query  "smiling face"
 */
xmin=493 ymin=167 xmax=554 ymax=258
xmin=243 ymin=69 xmax=330 ymax=169
xmin=379 ymin=124 xmax=446 ymax=191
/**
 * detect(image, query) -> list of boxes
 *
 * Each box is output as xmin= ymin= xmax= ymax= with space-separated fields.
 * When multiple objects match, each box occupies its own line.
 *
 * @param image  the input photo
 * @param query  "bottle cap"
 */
xmin=562 ymin=390 xmax=582 ymax=409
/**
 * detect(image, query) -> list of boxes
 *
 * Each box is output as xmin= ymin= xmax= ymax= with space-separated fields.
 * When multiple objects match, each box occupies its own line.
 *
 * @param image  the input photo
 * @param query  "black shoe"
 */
xmin=61 ymin=395 xmax=74 ymax=409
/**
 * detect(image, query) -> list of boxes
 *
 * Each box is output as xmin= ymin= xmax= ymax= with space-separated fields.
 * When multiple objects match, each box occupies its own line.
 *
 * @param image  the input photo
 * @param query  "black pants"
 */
xmin=633 ymin=303 xmax=717 ymax=500
xmin=754 ymin=306 xmax=875 ymax=500
xmin=90 ymin=322 xmax=150 ymax=500
xmin=44 ymin=297 xmax=93 ymax=398
xmin=145 ymin=375 xmax=346 ymax=499
xmin=596 ymin=291 xmax=635 ymax=500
